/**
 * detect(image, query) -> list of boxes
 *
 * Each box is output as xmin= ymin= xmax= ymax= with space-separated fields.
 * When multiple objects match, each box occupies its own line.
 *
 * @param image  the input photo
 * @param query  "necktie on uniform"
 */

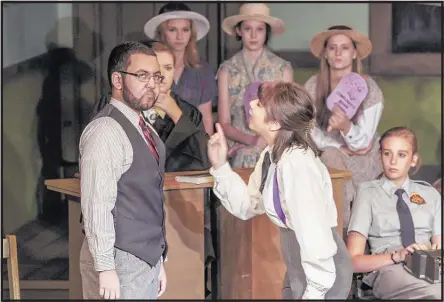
xmin=139 ymin=117 xmax=159 ymax=162
xmin=395 ymin=188 xmax=415 ymax=247
xmin=259 ymin=151 xmax=286 ymax=224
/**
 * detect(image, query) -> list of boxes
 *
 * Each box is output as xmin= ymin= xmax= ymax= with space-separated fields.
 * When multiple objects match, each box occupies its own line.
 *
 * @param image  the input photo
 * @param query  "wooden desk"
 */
xmin=216 ymin=168 xmax=352 ymax=299
xmin=45 ymin=170 xmax=212 ymax=300
xmin=45 ymin=167 xmax=351 ymax=300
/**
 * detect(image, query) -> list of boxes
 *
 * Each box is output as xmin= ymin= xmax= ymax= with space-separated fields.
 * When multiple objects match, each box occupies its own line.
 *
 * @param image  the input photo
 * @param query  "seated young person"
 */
xmin=347 ymin=127 xmax=441 ymax=300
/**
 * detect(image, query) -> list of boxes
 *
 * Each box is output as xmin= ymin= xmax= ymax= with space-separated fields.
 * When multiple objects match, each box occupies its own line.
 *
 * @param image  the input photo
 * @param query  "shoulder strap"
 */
xmin=413 ymin=180 xmax=432 ymax=187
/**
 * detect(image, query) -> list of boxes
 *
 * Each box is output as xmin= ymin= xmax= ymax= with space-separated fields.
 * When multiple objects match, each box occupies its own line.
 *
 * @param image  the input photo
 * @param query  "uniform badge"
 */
xmin=410 ymin=192 xmax=426 ymax=205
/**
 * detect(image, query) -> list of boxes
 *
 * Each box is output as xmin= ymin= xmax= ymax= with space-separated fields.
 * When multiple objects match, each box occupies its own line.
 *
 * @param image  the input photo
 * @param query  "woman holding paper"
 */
xmin=304 ymin=25 xmax=384 ymax=232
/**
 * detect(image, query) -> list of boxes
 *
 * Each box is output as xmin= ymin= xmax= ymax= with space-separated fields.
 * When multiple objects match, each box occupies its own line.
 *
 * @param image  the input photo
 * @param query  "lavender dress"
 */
xmin=171 ymin=60 xmax=218 ymax=108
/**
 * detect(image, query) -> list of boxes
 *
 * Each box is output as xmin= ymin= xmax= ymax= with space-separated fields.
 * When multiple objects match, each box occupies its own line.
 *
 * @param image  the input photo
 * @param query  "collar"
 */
xmin=379 ymin=175 xmax=413 ymax=198
xmin=110 ymin=98 xmax=141 ymax=128
xmin=264 ymin=145 xmax=273 ymax=159
xmin=143 ymin=107 xmax=165 ymax=122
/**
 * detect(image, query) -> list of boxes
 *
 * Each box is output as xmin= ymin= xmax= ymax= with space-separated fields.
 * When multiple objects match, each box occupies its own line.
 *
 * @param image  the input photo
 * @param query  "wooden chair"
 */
xmin=3 ymin=234 xmax=21 ymax=299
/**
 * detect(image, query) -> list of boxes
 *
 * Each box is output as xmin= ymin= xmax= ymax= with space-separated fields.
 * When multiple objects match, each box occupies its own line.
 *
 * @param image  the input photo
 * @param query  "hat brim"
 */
xmin=222 ymin=14 xmax=285 ymax=36
xmin=143 ymin=11 xmax=210 ymax=41
xmin=310 ymin=29 xmax=372 ymax=60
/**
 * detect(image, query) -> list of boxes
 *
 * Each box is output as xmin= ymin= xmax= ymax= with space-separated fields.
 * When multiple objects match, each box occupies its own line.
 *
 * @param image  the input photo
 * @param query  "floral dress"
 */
xmin=218 ymin=47 xmax=292 ymax=168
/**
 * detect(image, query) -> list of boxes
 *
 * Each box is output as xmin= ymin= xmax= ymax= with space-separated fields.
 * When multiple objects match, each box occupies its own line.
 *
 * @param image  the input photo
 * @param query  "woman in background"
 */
xmin=144 ymin=2 xmax=217 ymax=135
xmin=217 ymin=3 xmax=293 ymax=168
xmin=304 ymin=25 xmax=385 ymax=232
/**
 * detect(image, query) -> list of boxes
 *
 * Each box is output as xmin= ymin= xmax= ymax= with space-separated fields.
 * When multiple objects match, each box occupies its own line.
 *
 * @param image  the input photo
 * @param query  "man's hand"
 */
xmin=157 ymin=262 xmax=167 ymax=297
xmin=431 ymin=243 xmax=441 ymax=250
xmin=99 ymin=270 xmax=120 ymax=299
xmin=155 ymin=89 xmax=182 ymax=123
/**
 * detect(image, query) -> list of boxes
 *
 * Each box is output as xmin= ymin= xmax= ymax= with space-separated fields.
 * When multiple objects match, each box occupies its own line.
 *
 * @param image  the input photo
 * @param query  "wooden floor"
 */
xmin=2 ymin=288 xmax=68 ymax=300
xmin=2 ymin=217 xmax=69 ymax=281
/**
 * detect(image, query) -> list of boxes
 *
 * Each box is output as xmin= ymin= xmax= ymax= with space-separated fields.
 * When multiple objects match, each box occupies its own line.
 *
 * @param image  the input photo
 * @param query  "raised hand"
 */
xmin=327 ymin=105 xmax=351 ymax=133
xmin=208 ymin=123 xmax=228 ymax=169
xmin=154 ymin=89 xmax=182 ymax=122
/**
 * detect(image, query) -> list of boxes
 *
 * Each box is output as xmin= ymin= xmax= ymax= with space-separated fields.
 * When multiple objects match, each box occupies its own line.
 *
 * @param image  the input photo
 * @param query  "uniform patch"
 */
xmin=410 ymin=192 xmax=426 ymax=205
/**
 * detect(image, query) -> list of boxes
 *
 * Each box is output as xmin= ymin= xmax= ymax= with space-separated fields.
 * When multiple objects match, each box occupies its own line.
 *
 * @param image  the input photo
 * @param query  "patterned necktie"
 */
xmin=139 ymin=117 xmax=159 ymax=162
xmin=259 ymin=151 xmax=286 ymax=224
xmin=395 ymin=189 xmax=415 ymax=247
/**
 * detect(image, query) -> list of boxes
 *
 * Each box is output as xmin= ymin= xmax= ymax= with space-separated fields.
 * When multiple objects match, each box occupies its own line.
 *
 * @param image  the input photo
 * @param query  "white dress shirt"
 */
xmin=79 ymin=98 xmax=160 ymax=272
xmin=210 ymin=146 xmax=339 ymax=299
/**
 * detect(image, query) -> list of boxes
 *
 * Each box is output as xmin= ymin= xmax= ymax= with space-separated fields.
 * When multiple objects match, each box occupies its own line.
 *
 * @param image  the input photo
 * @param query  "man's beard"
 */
xmin=122 ymin=84 xmax=157 ymax=111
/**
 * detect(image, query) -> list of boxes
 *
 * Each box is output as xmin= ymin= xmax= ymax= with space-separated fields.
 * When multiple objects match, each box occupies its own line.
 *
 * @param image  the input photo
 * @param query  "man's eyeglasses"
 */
xmin=119 ymin=71 xmax=164 ymax=84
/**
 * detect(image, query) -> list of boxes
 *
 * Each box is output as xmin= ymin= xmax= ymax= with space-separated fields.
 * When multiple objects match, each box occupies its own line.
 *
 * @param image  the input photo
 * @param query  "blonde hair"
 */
xmin=155 ymin=20 xmax=201 ymax=68
xmin=379 ymin=126 xmax=422 ymax=175
xmin=315 ymin=37 xmax=364 ymax=130
xmin=150 ymin=41 xmax=175 ymax=63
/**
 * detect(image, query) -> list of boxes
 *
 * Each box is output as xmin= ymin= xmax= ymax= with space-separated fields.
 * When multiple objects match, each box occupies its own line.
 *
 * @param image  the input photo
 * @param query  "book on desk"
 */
xmin=175 ymin=173 xmax=213 ymax=185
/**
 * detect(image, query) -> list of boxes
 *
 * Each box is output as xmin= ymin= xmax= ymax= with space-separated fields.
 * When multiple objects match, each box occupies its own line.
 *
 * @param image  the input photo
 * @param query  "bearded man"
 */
xmin=78 ymin=41 xmax=168 ymax=300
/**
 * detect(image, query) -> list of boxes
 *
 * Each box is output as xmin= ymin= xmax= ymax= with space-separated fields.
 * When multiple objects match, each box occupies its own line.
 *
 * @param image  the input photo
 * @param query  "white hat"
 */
xmin=222 ymin=3 xmax=285 ymax=36
xmin=143 ymin=2 xmax=210 ymax=41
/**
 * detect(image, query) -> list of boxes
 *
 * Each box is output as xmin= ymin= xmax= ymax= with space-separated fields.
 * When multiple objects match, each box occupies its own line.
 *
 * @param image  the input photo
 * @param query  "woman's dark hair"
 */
xmin=107 ymin=41 xmax=156 ymax=87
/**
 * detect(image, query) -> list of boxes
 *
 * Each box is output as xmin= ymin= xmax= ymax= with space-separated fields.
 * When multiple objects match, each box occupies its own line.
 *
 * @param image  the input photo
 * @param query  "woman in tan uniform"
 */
xmin=347 ymin=127 xmax=441 ymax=299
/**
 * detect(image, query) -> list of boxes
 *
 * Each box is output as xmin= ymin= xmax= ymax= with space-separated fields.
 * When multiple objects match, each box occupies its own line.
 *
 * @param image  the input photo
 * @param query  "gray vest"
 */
xmin=95 ymin=104 xmax=167 ymax=266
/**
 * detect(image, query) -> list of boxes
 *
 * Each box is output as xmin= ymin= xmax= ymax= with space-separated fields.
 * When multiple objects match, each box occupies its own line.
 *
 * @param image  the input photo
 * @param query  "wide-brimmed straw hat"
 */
xmin=222 ymin=3 xmax=285 ymax=36
xmin=143 ymin=2 xmax=210 ymax=41
xmin=310 ymin=25 xmax=372 ymax=60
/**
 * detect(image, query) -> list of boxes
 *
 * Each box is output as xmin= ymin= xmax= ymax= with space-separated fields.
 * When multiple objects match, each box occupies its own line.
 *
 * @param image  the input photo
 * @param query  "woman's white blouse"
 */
xmin=210 ymin=146 xmax=340 ymax=299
